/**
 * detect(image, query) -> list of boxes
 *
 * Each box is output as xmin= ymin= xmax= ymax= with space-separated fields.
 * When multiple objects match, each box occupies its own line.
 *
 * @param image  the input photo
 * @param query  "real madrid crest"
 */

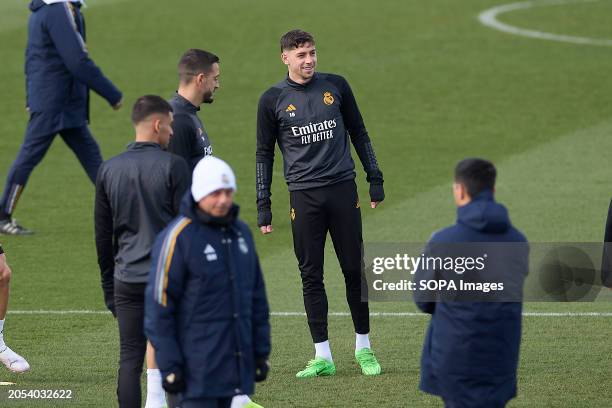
xmin=323 ymin=91 xmax=334 ymax=106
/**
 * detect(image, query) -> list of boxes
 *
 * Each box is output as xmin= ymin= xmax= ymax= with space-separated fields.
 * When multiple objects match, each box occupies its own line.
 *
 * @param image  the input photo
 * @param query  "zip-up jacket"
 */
xmin=414 ymin=191 xmax=528 ymax=407
xmin=144 ymin=193 xmax=271 ymax=400
xmin=27 ymin=0 xmax=122 ymax=126
xmin=256 ymin=73 xmax=383 ymax=211
xmin=168 ymin=93 xmax=213 ymax=171
xmin=94 ymin=142 xmax=190 ymax=302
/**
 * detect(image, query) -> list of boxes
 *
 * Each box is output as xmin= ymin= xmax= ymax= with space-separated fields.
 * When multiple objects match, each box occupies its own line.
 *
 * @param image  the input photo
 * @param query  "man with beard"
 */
xmin=168 ymin=49 xmax=220 ymax=171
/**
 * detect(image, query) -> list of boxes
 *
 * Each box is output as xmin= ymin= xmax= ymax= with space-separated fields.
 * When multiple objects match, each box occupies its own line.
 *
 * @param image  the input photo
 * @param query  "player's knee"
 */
xmin=0 ymin=266 xmax=11 ymax=287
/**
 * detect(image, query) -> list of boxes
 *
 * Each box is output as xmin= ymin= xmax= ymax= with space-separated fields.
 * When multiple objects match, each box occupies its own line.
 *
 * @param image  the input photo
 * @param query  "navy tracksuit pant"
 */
xmin=0 ymin=112 xmax=102 ymax=217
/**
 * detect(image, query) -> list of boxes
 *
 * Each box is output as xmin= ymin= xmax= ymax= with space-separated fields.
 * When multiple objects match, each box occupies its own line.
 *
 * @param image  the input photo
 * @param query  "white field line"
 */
xmin=6 ymin=310 xmax=612 ymax=317
xmin=478 ymin=0 xmax=612 ymax=46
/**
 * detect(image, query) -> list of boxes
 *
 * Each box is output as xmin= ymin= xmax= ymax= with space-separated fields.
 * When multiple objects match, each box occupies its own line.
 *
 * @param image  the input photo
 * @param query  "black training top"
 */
xmin=0 ymin=244 xmax=3 ymax=255
xmin=168 ymin=93 xmax=213 ymax=171
xmin=256 ymin=72 xmax=382 ymax=210
xmin=94 ymin=142 xmax=189 ymax=288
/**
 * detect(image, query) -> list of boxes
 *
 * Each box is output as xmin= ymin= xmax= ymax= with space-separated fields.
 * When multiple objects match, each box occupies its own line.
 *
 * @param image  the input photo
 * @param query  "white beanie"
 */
xmin=191 ymin=156 xmax=237 ymax=202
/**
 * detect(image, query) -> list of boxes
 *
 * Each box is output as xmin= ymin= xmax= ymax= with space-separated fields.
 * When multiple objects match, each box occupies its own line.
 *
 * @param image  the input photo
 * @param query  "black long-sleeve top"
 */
xmin=256 ymin=72 xmax=382 ymax=211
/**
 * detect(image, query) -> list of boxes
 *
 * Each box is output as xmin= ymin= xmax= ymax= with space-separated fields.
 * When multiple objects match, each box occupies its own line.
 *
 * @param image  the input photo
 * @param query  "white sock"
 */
xmin=0 ymin=320 xmax=5 ymax=350
xmin=314 ymin=340 xmax=333 ymax=362
xmin=144 ymin=369 xmax=166 ymax=408
xmin=230 ymin=394 xmax=252 ymax=408
xmin=356 ymin=333 xmax=371 ymax=351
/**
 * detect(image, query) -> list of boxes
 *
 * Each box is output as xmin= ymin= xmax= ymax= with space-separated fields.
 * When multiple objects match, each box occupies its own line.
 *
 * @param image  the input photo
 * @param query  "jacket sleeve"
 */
xmin=333 ymin=75 xmax=383 ymax=184
xmin=168 ymin=114 xmax=196 ymax=164
xmin=250 ymin=239 xmax=271 ymax=359
xmin=145 ymin=221 xmax=191 ymax=376
xmin=413 ymin=240 xmax=438 ymax=314
xmin=94 ymin=166 xmax=115 ymax=304
xmin=45 ymin=3 xmax=122 ymax=106
xmin=255 ymin=88 xmax=280 ymax=214
xmin=169 ymin=156 xmax=190 ymax=215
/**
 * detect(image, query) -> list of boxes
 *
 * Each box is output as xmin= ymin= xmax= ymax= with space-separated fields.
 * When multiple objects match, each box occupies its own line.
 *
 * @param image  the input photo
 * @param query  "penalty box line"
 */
xmin=6 ymin=310 xmax=612 ymax=317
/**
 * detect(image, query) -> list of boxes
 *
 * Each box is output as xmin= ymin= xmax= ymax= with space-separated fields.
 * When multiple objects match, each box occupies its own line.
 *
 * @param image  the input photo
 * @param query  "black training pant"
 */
xmin=290 ymin=180 xmax=369 ymax=343
xmin=115 ymin=279 xmax=147 ymax=408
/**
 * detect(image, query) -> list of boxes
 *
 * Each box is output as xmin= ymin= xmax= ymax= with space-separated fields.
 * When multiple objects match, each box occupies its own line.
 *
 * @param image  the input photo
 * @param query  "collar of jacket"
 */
xmin=195 ymin=204 xmax=240 ymax=227
xmin=126 ymin=141 xmax=162 ymax=151
xmin=285 ymin=73 xmax=318 ymax=90
xmin=172 ymin=92 xmax=200 ymax=112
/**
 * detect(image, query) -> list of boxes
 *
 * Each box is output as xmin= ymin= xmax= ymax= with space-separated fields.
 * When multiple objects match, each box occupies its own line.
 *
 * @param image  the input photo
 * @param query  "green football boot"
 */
xmin=245 ymin=401 xmax=264 ymax=408
xmin=355 ymin=348 xmax=381 ymax=376
xmin=295 ymin=357 xmax=336 ymax=378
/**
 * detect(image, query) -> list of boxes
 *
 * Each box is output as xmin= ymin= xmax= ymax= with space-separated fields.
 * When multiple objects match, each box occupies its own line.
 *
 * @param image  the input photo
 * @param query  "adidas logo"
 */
xmin=285 ymin=104 xmax=297 ymax=112
xmin=204 ymin=244 xmax=217 ymax=261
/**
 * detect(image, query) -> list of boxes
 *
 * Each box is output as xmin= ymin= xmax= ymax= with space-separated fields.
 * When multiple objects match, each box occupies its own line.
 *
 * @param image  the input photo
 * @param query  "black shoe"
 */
xmin=0 ymin=219 xmax=33 ymax=235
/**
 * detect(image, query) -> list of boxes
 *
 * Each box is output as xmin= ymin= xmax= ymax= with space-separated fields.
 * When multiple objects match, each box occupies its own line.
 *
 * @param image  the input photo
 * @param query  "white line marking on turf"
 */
xmin=478 ymin=0 xmax=612 ymax=46
xmin=7 ymin=310 xmax=612 ymax=317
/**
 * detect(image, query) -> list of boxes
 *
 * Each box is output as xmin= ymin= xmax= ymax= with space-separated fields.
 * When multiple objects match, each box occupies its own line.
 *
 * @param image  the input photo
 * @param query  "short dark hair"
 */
xmin=131 ymin=95 xmax=173 ymax=125
xmin=280 ymin=29 xmax=315 ymax=51
xmin=454 ymin=158 xmax=497 ymax=197
xmin=178 ymin=49 xmax=219 ymax=83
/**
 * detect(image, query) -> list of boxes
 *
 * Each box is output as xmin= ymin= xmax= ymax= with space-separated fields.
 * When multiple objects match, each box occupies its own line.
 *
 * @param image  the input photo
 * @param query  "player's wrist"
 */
xmin=257 ymin=208 xmax=272 ymax=227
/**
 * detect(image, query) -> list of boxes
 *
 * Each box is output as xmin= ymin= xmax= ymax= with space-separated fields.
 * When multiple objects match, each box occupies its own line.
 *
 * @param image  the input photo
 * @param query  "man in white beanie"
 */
xmin=145 ymin=156 xmax=271 ymax=408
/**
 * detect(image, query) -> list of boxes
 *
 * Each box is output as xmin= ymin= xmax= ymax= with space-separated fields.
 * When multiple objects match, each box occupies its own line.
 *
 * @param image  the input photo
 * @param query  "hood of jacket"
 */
xmin=456 ymin=190 xmax=511 ymax=234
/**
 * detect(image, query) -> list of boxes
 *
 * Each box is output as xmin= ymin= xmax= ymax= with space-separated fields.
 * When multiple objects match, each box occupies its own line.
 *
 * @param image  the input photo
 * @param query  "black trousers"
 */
xmin=115 ymin=279 xmax=147 ymax=408
xmin=290 ymin=180 xmax=369 ymax=343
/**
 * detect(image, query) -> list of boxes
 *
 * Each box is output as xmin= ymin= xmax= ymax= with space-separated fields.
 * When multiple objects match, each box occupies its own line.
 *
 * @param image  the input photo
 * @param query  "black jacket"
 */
xmin=168 ymin=93 xmax=212 ymax=171
xmin=256 ymin=73 xmax=383 ymax=211
xmin=94 ymin=142 xmax=190 ymax=302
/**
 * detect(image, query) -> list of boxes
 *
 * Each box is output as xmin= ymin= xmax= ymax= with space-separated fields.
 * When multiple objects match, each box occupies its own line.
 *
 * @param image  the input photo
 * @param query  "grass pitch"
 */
xmin=1 ymin=0 xmax=611 ymax=406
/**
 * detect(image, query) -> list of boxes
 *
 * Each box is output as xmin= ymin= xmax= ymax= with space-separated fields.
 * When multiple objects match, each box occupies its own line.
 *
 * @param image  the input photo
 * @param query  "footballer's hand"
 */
xmin=260 ymin=225 xmax=273 ymax=235
xmin=258 ymin=207 xmax=272 ymax=232
xmin=255 ymin=357 xmax=270 ymax=382
xmin=369 ymin=182 xmax=385 ymax=208
xmin=112 ymin=99 xmax=123 ymax=111
xmin=163 ymin=370 xmax=186 ymax=394
xmin=103 ymin=291 xmax=116 ymax=318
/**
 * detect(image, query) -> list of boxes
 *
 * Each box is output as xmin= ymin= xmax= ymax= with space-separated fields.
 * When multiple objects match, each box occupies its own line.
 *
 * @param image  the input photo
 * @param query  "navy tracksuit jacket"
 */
xmin=145 ymin=193 xmax=271 ymax=402
xmin=0 ymin=0 xmax=121 ymax=217
xmin=414 ymin=191 xmax=528 ymax=408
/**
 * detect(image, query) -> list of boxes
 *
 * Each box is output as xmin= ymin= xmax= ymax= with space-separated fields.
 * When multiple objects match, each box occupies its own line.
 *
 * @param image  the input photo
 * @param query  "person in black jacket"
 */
xmin=94 ymin=96 xmax=189 ymax=408
xmin=167 ymin=49 xmax=220 ymax=171
xmin=414 ymin=158 xmax=528 ymax=408
xmin=0 ymin=0 xmax=122 ymax=235
xmin=256 ymin=29 xmax=384 ymax=377
xmin=145 ymin=156 xmax=271 ymax=408
xmin=0 ymin=244 xmax=30 ymax=373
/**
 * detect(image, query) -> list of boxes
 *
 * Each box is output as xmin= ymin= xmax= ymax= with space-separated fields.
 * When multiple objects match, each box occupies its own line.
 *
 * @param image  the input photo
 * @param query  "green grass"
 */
xmin=501 ymin=0 xmax=612 ymax=39
xmin=0 ymin=0 xmax=611 ymax=406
